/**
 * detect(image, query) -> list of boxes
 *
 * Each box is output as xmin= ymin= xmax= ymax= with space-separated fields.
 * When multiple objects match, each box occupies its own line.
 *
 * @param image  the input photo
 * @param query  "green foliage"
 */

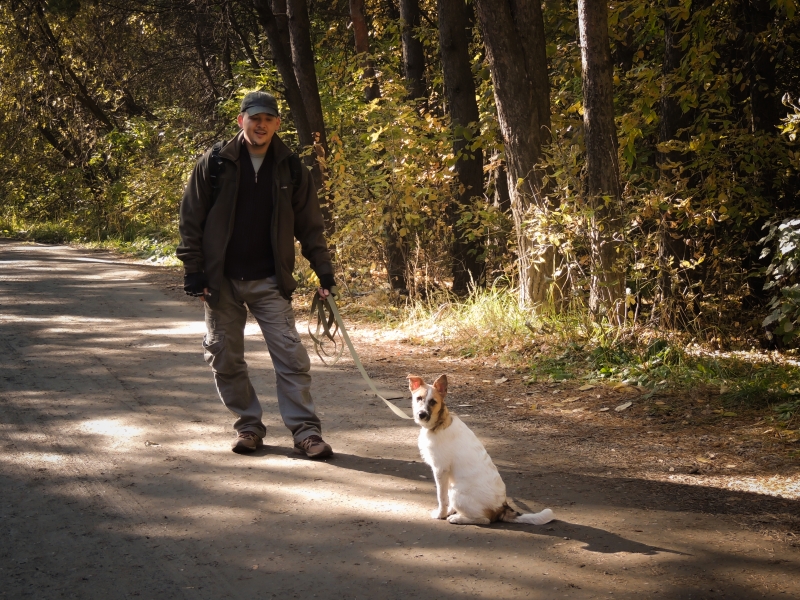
xmin=760 ymin=217 xmax=800 ymax=344
xmin=539 ymin=0 xmax=800 ymax=334
xmin=1 ymin=0 xmax=799 ymax=355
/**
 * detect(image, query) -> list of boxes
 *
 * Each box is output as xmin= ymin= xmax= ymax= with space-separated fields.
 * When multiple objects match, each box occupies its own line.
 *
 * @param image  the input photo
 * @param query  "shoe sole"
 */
xmin=232 ymin=441 xmax=263 ymax=454
xmin=295 ymin=445 xmax=333 ymax=459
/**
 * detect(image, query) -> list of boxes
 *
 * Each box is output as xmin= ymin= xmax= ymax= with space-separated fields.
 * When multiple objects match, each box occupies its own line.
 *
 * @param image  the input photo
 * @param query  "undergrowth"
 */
xmin=395 ymin=284 xmax=800 ymax=423
xmin=0 ymin=218 xmax=180 ymax=265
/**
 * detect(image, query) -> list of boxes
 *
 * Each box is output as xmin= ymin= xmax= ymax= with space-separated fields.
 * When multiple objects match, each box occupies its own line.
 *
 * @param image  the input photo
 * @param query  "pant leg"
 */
xmin=203 ymin=279 xmax=266 ymax=437
xmin=238 ymin=277 xmax=321 ymax=443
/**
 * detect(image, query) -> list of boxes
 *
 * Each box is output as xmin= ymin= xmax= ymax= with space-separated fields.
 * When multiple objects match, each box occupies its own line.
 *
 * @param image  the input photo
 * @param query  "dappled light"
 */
xmin=2 ymin=243 xmax=798 ymax=597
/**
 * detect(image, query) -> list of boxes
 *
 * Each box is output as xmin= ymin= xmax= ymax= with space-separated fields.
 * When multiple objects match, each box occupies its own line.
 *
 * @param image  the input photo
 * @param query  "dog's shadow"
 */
xmin=498 ymin=516 xmax=686 ymax=556
xmin=250 ymin=448 xmax=684 ymax=556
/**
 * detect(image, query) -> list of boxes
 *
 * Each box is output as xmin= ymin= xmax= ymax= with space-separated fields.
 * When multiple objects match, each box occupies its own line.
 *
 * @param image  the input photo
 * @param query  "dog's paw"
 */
xmin=447 ymin=514 xmax=490 ymax=525
xmin=430 ymin=508 xmax=448 ymax=520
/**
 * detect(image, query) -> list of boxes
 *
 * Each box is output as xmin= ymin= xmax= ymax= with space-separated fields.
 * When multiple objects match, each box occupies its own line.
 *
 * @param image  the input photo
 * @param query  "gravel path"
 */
xmin=1 ymin=240 xmax=798 ymax=599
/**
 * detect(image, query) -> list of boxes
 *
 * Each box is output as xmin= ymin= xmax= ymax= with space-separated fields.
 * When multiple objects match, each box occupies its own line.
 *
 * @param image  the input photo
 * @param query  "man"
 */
xmin=177 ymin=90 xmax=335 ymax=458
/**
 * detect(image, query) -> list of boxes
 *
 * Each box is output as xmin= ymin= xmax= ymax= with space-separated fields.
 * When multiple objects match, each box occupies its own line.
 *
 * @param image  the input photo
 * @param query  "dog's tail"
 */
xmin=501 ymin=506 xmax=555 ymax=525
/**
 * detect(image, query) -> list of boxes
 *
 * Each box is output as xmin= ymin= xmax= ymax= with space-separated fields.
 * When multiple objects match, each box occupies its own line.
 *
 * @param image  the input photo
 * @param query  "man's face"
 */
xmin=237 ymin=111 xmax=281 ymax=150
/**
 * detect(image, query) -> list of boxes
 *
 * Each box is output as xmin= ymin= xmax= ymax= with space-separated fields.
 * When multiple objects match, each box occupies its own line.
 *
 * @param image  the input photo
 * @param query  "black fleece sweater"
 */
xmin=224 ymin=143 xmax=275 ymax=280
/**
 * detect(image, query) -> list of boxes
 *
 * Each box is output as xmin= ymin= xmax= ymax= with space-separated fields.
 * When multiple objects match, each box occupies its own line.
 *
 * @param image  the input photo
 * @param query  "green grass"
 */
xmin=84 ymin=236 xmax=181 ymax=265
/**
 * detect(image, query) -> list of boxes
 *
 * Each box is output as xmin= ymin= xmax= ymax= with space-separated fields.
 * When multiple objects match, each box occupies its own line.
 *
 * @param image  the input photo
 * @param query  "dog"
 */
xmin=408 ymin=374 xmax=554 ymax=526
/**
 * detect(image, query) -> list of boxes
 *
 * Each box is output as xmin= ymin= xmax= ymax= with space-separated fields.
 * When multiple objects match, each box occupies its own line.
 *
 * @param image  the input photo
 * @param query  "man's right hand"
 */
xmin=184 ymin=272 xmax=208 ymax=298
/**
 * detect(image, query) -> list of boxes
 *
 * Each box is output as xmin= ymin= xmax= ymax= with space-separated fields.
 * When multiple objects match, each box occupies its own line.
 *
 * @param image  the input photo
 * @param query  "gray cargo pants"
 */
xmin=202 ymin=276 xmax=321 ymax=443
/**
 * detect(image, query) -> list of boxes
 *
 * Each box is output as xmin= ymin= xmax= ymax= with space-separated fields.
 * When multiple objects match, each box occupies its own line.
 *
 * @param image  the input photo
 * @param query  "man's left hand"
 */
xmin=318 ymin=274 xmax=336 ymax=299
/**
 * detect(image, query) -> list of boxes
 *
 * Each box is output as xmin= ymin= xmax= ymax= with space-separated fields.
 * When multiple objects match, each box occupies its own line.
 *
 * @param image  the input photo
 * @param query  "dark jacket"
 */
xmin=177 ymin=132 xmax=333 ymax=305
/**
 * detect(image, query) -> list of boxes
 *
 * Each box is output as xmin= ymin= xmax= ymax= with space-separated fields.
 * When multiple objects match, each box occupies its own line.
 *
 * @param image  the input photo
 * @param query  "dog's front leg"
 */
xmin=430 ymin=468 xmax=451 ymax=519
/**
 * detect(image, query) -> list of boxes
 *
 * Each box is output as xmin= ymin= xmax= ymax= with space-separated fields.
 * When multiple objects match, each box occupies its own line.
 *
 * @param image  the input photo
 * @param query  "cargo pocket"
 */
xmin=202 ymin=333 xmax=228 ymax=373
xmin=280 ymin=318 xmax=310 ymax=372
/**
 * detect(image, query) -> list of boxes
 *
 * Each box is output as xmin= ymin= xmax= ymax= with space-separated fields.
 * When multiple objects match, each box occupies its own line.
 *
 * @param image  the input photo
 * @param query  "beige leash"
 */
xmin=308 ymin=288 xmax=412 ymax=420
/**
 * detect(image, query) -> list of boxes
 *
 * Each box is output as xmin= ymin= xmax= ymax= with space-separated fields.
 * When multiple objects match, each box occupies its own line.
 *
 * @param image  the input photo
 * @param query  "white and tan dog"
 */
xmin=409 ymin=374 xmax=554 ymax=526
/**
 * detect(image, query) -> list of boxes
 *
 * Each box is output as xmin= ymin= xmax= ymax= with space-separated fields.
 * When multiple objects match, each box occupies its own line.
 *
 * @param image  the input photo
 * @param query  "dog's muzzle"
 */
xmin=417 ymin=411 xmax=430 ymax=421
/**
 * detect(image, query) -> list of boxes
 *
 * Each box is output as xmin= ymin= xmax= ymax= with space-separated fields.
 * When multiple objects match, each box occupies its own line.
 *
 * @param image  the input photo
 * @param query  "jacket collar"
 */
xmin=219 ymin=131 xmax=292 ymax=164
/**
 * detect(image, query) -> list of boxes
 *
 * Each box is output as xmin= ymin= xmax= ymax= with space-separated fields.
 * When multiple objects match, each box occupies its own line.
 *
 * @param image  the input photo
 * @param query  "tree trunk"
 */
xmin=271 ymin=0 xmax=292 ymax=61
xmin=655 ymin=0 xmax=693 ymax=327
xmin=742 ymin=0 xmax=780 ymax=134
xmin=437 ymin=0 xmax=484 ymax=295
xmin=474 ymin=0 xmax=552 ymax=305
xmin=578 ymin=0 xmax=625 ymax=320
xmin=249 ymin=1 xmax=313 ymax=151
xmin=251 ymin=0 xmax=334 ymax=228
xmin=400 ymin=0 xmax=426 ymax=101
xmin=287 ymin=0 xmax=329 ymax=167
xmin=349 ymin=0 xmax=381 ymax=102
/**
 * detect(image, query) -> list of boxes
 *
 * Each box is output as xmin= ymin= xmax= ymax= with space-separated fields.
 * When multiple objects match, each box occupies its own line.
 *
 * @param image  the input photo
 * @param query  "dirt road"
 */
xmin=1 ymin=240 xmax=798 ymax=599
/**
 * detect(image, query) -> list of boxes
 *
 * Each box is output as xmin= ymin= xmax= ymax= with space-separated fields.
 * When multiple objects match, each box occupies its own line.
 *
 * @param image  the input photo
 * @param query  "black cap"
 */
xmin=240 ymin=91 xmax=279 ymax=117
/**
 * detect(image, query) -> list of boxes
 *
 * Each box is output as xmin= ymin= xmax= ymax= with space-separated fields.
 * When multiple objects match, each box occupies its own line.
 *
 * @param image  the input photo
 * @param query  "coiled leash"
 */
xmin=308 ymin=288 xmax=412 ymax=420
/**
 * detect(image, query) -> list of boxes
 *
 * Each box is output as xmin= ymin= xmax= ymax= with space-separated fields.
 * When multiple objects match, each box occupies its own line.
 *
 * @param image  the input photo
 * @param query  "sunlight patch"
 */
xmin=79 ymin=419 xmax=143 ymax=437
xmin=138 ymin=322 xmax=207 ymax=336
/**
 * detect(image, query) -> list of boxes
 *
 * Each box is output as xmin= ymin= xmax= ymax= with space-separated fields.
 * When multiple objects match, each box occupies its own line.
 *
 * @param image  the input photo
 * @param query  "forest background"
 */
xmin=1 ymin=0 xmax=799 ymax=425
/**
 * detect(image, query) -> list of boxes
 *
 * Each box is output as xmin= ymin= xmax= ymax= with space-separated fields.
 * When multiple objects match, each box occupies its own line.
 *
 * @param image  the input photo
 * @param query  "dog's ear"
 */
xmin=407 ymin=375 xmax=425 ymax=392
xmin=432 ymin=374 xmax=448 ymax=396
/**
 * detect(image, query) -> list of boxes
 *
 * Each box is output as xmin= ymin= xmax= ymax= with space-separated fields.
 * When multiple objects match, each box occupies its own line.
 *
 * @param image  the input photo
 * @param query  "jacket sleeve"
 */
xmin=176 ymin=150 xmax=213 ymax=275
xmin=292 ymin=163 xmax=333 ymax=279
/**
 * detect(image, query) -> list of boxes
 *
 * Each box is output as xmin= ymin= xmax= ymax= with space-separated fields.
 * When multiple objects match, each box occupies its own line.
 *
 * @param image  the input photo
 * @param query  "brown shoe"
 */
xmin=232 ymin=431 xmax=264 ymax=454
xmin=294 ymin=434 xmax=333 ymax=459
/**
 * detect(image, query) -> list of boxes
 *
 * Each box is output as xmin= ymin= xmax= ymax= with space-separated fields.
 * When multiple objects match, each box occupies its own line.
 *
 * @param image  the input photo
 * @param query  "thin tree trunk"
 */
xmin=349 ymin=0 xmax=381 ymax=102
xmin=474 ymin=0 xmax=552 ymax=305
xmin=438 ymin=0 xmax=484 ymax=295
xmin=578 ymin=0 xmax=625 ymax=320
xmin=228 ymin=5 xmax=261 ymax=69
xmin=31 ymin=3 xmax=115 ymax=130
xmin=400 ymin=0 xmax=426 ymax=101
xmin=348 ymin=0 xmax=404 ymax=287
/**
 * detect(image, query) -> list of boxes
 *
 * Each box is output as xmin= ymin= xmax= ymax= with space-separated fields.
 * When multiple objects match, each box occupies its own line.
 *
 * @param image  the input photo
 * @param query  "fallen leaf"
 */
xmin=482 ymin=380 xmax=491 ymax=383
xmin=599 ymin=407 xmax=610 ymax=412
xmin=495 ymin=377 xmax=508 ymax=384
xmin=720 ymin=384 xmax=729 ymax=394
xmin=563 ymin=396 xmax=580 ymax=403
xmin=579 ymin=384 xmax=595 ymax=391
xmin=613 ymin=382 xmax=629 ymax=390
xmin=722 ymin=412 xmax=737 ymax=417
xmin=654 ymin=401 xmax=665 ymax=405
xmin=615 ymin=401 xmax=633 ymax=412
xmin=697 ymin=457 xmax=711 ymax=464
xmin=457 ymin=404 xmax=473 ymax=407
